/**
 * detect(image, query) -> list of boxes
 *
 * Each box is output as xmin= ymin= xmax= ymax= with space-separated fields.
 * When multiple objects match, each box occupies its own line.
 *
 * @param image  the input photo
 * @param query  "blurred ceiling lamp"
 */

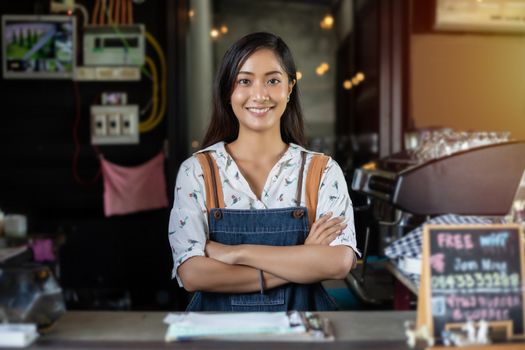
xmin=343 ymin=80 xmax=352 ymax=90
xmin=296 ymin=71 xmax=303 ymax=80
xmin=210 ymin=28 xmax=220 ymax=38
xmin=355 ymin=72 xmax=365 ymax=82
xmin=220 ymin=25 xmax=228 ymax=34
xmin=320 ymin=14 xmax=334 ymax=29
xmin=351 ymin=76 xmax=359 ymax=85
xmin=188 ymin=9 xmax=195 ymax=19
xmin=316 ymin=62 xmax=330 ymax=76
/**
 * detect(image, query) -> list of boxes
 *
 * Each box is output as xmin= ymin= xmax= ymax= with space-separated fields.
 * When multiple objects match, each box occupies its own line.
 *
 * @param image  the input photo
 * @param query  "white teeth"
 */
xmin=247 ymin=107 xmax=270 ymax=113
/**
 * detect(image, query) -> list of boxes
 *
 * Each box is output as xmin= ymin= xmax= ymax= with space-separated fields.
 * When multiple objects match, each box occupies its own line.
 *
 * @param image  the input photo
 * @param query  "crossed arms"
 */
xmin=178 ymin=213 xmax=356 ymax=293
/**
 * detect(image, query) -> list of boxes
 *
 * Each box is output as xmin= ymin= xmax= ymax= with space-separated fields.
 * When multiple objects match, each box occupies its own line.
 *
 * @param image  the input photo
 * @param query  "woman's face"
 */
xmin=230 ymin=48 xmax=294 ymax=137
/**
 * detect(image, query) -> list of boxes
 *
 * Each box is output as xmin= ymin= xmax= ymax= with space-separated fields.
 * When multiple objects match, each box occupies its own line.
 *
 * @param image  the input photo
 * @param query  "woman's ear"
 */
xmin=288 ymin=78 xmax=296 ymax=96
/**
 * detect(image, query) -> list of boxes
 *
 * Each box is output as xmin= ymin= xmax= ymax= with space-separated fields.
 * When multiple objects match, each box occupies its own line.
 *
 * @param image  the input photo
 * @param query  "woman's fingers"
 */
xmin=322 ymin=224 xmax=347 ymax=244
xmin=307 ymin=213 xmax=333 ymax=242
xmin=315 ymin=216 xmax=345 ymax=235
xmin=307 ymin=213 xmax=347 ymax=245
xmin=310 ymin=212 xmax=332 ymax=231
xmin=320 ymin=223 xmax=346 ymax=242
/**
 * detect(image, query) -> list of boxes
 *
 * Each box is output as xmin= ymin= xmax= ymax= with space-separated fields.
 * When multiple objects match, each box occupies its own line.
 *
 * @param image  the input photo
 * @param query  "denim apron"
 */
xmin=187 ymin=152 xmax=338 ymax=311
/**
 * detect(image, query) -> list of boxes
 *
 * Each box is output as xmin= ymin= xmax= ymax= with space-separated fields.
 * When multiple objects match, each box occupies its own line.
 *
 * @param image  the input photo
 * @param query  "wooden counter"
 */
xmin=26 ymin=311 xmax=415 ymax=349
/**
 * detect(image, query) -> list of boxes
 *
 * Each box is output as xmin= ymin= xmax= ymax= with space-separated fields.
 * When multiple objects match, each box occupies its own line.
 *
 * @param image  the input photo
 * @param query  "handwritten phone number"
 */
xmin=432 ymin=272 xmax=520 ymax=290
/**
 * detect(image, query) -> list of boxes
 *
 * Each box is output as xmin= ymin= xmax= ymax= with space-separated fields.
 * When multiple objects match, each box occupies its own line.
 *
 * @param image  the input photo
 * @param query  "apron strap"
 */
xmin=295 ymin=152 xmax=307 ymax=206
xmin=195 ymin=152 xmax=225 ymax=215
xmin=305 ymin=154 xmax=330 ymax=228
xmin=197 ymin=149 xmax=329 ymax=229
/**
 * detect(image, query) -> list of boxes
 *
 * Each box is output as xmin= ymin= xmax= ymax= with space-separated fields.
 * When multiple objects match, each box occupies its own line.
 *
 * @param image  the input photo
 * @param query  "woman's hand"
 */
xmin=305 ymin=212 xmax=347 ymax=245
xmin=205 ymin=240 xmax=238 ymax=265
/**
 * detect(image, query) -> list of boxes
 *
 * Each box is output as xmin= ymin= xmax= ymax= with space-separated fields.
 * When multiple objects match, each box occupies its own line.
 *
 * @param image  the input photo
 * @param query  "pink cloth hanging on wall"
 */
xmin=100 ymin=152 xmax=169 ymax=217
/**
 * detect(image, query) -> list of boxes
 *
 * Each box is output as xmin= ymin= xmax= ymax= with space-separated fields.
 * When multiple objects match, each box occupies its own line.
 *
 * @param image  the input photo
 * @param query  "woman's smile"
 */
xmin=245 ymin=105 xmax=274 ymax=116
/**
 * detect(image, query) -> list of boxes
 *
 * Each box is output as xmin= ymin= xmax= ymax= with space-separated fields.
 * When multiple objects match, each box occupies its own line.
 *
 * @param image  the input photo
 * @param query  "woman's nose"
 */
xmin=251 ymin=81 xmax=269 ymax=101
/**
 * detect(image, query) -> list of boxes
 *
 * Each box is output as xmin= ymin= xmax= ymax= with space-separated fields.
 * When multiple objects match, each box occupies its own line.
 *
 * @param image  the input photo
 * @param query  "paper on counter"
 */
xmin=163 ymin=312 xmax=306 ymax=341
xmin=0 ymin=323 xmax=39 ymax=348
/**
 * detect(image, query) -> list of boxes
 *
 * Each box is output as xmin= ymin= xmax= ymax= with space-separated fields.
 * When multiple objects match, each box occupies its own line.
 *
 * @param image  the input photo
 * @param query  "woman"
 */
xmin=169 ymin=32 xmax=358 ymax=311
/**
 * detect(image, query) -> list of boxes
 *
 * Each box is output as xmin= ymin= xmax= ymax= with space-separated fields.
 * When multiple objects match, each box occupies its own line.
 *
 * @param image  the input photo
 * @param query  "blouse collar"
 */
xmin=195 ymin=141 xmax=321 ymax=163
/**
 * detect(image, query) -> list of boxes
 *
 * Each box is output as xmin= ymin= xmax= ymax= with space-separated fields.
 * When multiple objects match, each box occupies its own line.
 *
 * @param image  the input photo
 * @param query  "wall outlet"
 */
xmin=93 ymin=114 xmax=107 ymax=136
xmin=121 ymin=112 xmax=137 ymax=136
xmin=107 ymin=113 xmax=121 ymax=136
xmin=90 ymin=105 xmax=139 ymax=145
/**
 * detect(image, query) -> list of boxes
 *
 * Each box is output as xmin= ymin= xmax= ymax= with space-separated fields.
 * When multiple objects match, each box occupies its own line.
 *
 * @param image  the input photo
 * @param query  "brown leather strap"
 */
xmin=295 ymin=152 xmax=307 ymax=206
xmin=197 ymin=150 xmax=328 ymax=229
xmin=195 ymin=152 xmax=225 ymax=215
xmin=305 ymin=154 xmax=330 ymax=228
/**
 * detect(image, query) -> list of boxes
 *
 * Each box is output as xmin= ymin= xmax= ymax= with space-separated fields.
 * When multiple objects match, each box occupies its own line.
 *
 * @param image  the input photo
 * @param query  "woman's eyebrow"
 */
xmin=237 ymin=71 xmax=283 ymax=76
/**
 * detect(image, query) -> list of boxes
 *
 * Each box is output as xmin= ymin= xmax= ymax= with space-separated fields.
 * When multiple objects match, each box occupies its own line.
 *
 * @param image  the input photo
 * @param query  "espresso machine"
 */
xmin=347 ymin=140 xmax=525 ymax=307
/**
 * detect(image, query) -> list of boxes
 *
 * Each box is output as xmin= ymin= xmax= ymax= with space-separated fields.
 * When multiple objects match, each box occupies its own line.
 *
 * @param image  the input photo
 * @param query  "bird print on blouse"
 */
xmin=216 ymin=150 xmax=227 ymax=161
xmin=182 ymin=164 xmax=191 ymax=176
xmin=231 ymin=194 xmax=240 ymax=205
xmin=179 ymin=216 xmax=189 ymax=228
xmin=225 ymin=155 xmax=233 ymax=172
xmin=275 ymin=158 xmax=295 ymax=179
xmin=284 ymin=176 xmax=297 ymax=187
xmin=329 ymin=195 xmax=339 ymax=202
xmin=175 ymin=239 xmax=200 ymax=266
xmin=189 ymin=190 xmax=201 ymax=203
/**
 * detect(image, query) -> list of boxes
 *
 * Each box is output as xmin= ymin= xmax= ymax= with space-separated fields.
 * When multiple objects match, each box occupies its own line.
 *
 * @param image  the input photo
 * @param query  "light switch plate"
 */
xmin=90 ymin=105 xmax=139 ymax=145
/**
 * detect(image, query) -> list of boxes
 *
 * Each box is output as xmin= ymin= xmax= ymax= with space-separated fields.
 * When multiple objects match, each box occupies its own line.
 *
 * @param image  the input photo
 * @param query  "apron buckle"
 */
xmin=292 ymin=209 xmax=304 ymax=219
xmin=213 ymin=210 xmax=223 ymax=220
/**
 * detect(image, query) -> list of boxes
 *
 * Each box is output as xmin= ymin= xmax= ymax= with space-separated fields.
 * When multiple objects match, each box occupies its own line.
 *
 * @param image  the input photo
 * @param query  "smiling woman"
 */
xmin=230 ymin=49 xmax=294 ymax=136
xmin=168 ymin=32 xmax=358 ymax=312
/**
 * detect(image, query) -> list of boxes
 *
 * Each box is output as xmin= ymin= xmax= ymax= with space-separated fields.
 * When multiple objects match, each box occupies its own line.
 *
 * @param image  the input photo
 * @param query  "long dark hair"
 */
xmin=201 ymin=32 xmax=306 ymax=148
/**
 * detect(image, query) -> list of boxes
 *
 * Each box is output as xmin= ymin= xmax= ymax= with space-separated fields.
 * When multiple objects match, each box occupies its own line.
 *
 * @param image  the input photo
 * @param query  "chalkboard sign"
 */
xmin=417 ymin=224 xmax=525 ymax=340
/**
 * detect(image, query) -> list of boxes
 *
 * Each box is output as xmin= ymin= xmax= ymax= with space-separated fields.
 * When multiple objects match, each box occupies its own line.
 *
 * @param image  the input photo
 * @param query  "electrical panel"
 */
xmin=75 ymin=66 xmax=140 ymax=81
xmin=50 ymin=0 xmax=75 ymax=13
xmin=91 ymin=105 xmax=139 ymax=145
xmin=83 ymin=25 xmax=145 ymax=66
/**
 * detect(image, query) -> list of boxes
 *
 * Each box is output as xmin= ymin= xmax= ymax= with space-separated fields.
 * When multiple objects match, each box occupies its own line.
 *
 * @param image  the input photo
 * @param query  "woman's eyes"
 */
xmin=237 ymin=78 xmax=281 ymax=86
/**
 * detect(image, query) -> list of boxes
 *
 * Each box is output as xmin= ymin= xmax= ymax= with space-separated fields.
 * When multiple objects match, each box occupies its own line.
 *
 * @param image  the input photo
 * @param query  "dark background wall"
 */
xmin=0 ymin=0 xmax=187 ymax=310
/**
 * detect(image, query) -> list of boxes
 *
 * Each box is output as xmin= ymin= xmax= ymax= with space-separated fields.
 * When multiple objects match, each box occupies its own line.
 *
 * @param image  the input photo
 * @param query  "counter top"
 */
xmin=28 ymin=310 xmax=415 ymax=349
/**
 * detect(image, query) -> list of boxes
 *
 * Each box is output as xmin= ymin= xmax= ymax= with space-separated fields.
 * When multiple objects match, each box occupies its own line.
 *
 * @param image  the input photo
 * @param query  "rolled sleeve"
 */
xmin=168 ymin=157 xmax=208 ymax=287
xmin=316 ymin=158 xmax=360 ymax=257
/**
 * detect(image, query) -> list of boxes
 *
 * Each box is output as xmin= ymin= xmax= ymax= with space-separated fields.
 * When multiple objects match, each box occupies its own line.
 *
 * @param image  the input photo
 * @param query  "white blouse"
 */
xmin=168 ymin=142 xmax=358 ymax=286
